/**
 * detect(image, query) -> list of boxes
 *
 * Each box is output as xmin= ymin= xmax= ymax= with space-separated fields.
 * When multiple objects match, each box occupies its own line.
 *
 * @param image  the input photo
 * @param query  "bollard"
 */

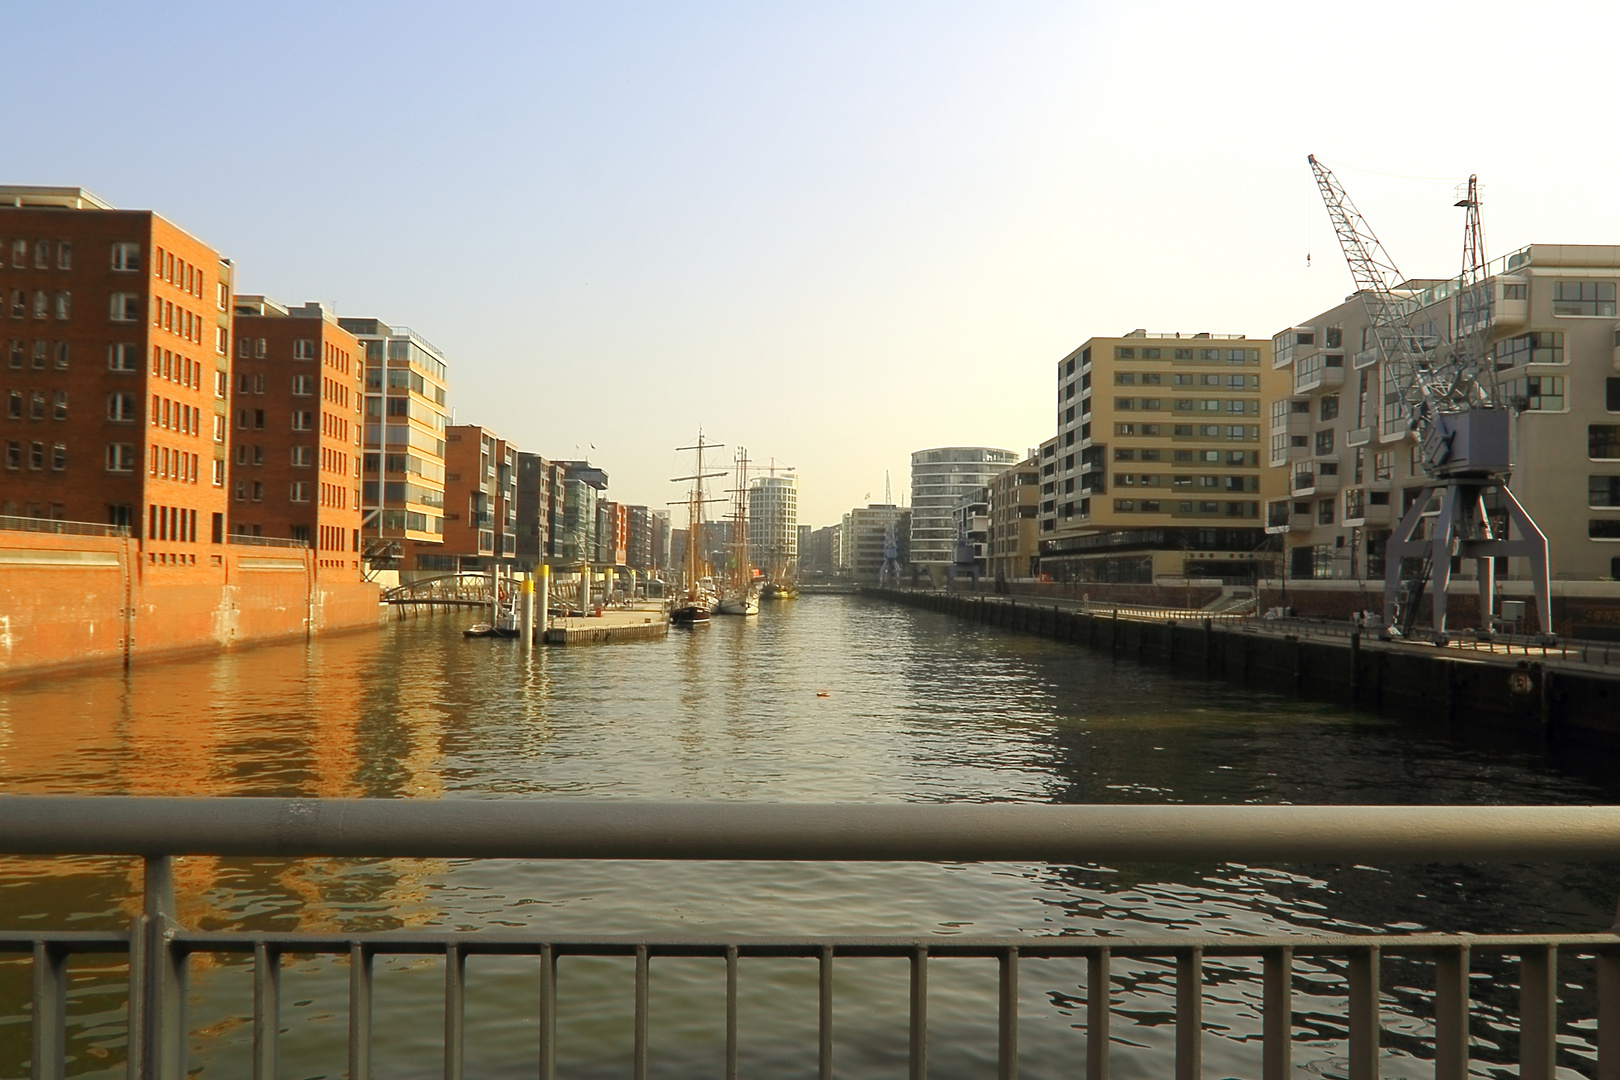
xmin=521 ymin=575 xmax=535 ymax=647
xmin=539 ymin=564 xmax=550 ymax=639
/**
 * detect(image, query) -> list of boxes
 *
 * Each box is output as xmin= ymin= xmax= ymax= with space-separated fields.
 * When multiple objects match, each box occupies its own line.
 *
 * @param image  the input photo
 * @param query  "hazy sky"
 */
xmin=9 ymin=2 xmax=1620 ymax=525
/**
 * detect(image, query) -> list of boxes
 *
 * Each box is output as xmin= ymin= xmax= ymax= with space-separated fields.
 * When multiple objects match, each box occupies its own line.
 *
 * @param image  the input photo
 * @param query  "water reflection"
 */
xmin=0 ymin=598 xmax=1615 ymax=1078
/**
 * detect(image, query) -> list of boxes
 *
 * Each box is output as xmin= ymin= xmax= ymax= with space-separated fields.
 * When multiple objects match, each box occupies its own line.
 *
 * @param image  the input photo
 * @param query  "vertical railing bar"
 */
xmin=252 ymin=942 xmax=280 ymax=1080
xmin=444 ymin=943 xmax=465 ymax=1080
xmin=1262 ymin=946 xmax=1293 ymax=1080
xmin=1434 ymin=945 xmax=1470 ymax=1080
xmin=725 ymin=945 xmax=738 ymax=1080
xmin=1519 ymin=944 xmax=1557 ymax=1080
xmin=125 ymin=917 xmax=145 ymax=1080
xmin=539 ymin=945 xmax=556 ymax=1080
xmin=909 ymin=945 xmax=927 ymax=1080
xmin=998 ymin=946 xmax=1019 ymax=1080
xmin=32 ymin=940 xmax=66 ymax=1080
xmin=819 ymin=945 xmax=833 ymax=1080
xmin=142 ymin=855 xmax=184 ymax=1080
xmin=634 ymin=945 xmax=649 ymax=1080
xmin=348 ymin=942 xmax=373 ymax=1080
xmin=1175 ymin=947 xmax=1202 ymax=1080
xmin=1087 ymin=949 xmax=1110 ymax=1080
xmin=1347 ymin=945 xmax=1381 ymax=1080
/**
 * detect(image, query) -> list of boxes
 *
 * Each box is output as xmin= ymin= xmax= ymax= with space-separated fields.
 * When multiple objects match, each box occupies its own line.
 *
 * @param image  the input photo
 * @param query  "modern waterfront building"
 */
xmin=797 ymin=524 xmax=811 ymax=568
xmin=748 ymin=472 xmax=798 ymax=577
xmin=988 ymin=453 xmax=1040 ymax=581
xmin=437 ymin=425 xmax=516 ymax=569
xmin=651 ymin=510 xmax=672 ymax=573
xmin=514 ymin=452 xmax=554 ymax=563
xmin=1269 ymin=244 xmax=1620 ymax=584
xmin=910 ymin=447 xmax=1019 ymax=580
xmin=1038 ymin=331 xmax=1286 ymax=582
xmin=228 ymin=297 xmax=364 ymax=576
xmin=341 ymin=317 xmax=449 ymax=570
xmin=0 ymin=186 xmax=234 ymax=563
xmin=847 ymin=503 xmax=910 ymax=583
xmin=552 ymin=460 xmax=607 ymax=564
xmin=626 ymin=504 xmax=653 ymax=572
xmin=950 ymin=486 xmax=992 ymax=577
xmin=597 ymin=500 xmax=628 ymax=567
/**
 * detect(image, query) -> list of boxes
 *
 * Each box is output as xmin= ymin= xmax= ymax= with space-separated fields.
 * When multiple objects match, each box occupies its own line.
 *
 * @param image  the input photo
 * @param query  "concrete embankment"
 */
xmin=0 ymin=528 xmax=382 ymax=684
xmin=543 ymin=609 xmax=670 ymax=645
xmin=866 ymin=588 xmax=1620 ymax=750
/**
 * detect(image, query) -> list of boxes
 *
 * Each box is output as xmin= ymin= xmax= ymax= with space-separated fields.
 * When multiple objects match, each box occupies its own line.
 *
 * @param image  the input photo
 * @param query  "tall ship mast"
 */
xmin=669 ymin=432 xmax=725 ymax=625
xmin=716 ymin=447 xmax=760 ymax=616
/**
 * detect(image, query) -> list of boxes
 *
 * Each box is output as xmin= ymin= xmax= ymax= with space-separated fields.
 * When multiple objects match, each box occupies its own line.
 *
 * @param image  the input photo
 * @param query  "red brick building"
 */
xmin=0 ymin=186 xmax=233 ymax=566
xmin=439 ymin=424 xmax=500 ymax=566
xmin=229 ymin=297 xmax=364 ymax=578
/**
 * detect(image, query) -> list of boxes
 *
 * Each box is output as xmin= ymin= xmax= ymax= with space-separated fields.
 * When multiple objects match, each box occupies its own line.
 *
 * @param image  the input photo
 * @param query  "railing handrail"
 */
xmin=2 ymin=797 xmax=1619 ymax=863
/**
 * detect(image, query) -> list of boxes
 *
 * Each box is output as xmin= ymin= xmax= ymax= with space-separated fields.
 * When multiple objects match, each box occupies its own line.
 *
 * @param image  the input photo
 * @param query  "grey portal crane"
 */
xmin=1307 ymin=156 xmax=1553 ymax=643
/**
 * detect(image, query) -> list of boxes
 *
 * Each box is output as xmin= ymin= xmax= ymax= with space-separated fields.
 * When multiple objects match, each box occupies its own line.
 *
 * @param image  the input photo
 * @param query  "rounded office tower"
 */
xmin=909 ymin=447 xmax=1020 ymax=567
xmin=748 ymin=475 xmax=798 ymax=571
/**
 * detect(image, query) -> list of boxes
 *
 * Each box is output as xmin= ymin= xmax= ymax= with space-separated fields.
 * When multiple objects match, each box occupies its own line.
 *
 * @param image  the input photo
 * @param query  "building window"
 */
xmin=28 ymin=441 xmax=44 ymax=469
xmin=1610 ymin=378 xmax=1620 ymax=413
xmin=1320 ymin=395 xmax=1339 ymax=421
xmin=105 ymin=443 xmax=136 ymax=472
xmin=1315 ymin=429 xmax=1334 ymax=455
xmin=291 ymin=410 xmax=313 ymax=431
xmin=1553 ymin=281 xmax=1617 ymax=317
xmin=290 ymin=481 xmax=311 ymax=502
xmin=213 ymin=459 xmax=225 ymax=486
xmin=292 ymin=375 xmax=315 ymax=395
xmin=51 ymin=391 xmax=67 ymax=421
xmin=1591 ymin=520 xmax=1620 ymax=540
xmin=107 ymin=393 xmax=138 ymax=422
xmin=254 ymin=409 xmax=266 ymax=429
xmin=4 ymin=441 xmax=18 ymax=469
xmin=1318 ymin=499 xmax=1335 ymax=525
xmin=252 ymin=481 xmax=263 ymax=502
xmin=1591 ymin=477 xmax=1620 ymax=508
xmin=1493 ymin=331 xmax=1564 ymax=368
xmin=293 ymin=339 xmax=316 ymax=360
xmin=1503 ymin=375 xmax=1565 ymax=412
xmin=111 ymin=242 xmax=141 ymax=271
xmin=106 ymin=343 xmax=139 ymax=372
xmin=291 ymin=446 xmax=313 ymax=467
xmin=1591 ymin=426 xmax=1620 ymax=460
xmin=51 ymin=442 xmax=66 ymax=471
xmin=1503 ymin=283 xmax=1527 ymax=300
xmin=109 ymin=293 xmax=142 ymax=322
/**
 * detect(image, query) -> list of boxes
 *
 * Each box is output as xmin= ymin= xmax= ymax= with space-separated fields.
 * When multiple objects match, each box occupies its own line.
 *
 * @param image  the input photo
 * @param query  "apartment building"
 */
xmin=597 ymin=499 xmax=628 ymax=567
xmin=229 ymin=298 xmax=364 ymax=576
xmin=988 ymin=454 xmax=1040 ymax=581
xmin=514 ymin=452 xmax=554 ymax=563
xmin=438 ymin=425 xmax=505 ymax=568
xmin=951 ymin=486 xmax=992 ymax=576
xmin=0 ymin=186 xmax=233 ymax=565
xmin=1270 ymin=244 xmax=1620 ymax=583
xmin=551 ymin=461 xmax=607 ymax=563
xmin=847 ymin=504 xmax=910 ymax=583
xmin=342 ymin=318 xmax=449 ymax=569
xmin=1039 ymin=331 xmax=1285 ymax=582
xmin=910 ymin=446 xmax=1019 ymax=580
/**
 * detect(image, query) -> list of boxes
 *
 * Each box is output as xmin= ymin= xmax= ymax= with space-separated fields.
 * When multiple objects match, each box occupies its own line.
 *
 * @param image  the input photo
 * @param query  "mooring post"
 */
xmin=539 ymin=563 xmax=550 ymax=640
xmin=521 ymin=574 xmax=535 ymax=648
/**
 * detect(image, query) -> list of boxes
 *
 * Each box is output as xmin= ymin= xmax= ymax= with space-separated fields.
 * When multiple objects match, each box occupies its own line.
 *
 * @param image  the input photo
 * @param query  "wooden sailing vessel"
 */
xmin=716 ymin=447 xmax=759 ymax=616
xmin=670 ymin=433 xmax=725 ymax=626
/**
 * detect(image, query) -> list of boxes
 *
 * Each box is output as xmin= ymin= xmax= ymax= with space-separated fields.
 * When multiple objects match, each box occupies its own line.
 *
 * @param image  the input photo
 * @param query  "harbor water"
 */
xmin=0 ymin=595 xmax=1615 ymax=1078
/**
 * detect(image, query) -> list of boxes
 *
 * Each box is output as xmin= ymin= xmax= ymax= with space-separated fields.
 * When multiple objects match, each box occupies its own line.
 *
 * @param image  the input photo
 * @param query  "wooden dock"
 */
xmin=542 ymin=607 xmax=669 ymax=646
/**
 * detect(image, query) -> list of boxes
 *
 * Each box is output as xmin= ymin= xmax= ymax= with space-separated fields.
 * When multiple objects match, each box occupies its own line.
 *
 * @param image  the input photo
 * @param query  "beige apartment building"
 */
xmin=1270 ymin=244 xmax=1620 ymax=584
xmin=988 ymin=453 xmax=1039 ymax=580
xmin=1038 ymin=331 xmax=1287 ymax=582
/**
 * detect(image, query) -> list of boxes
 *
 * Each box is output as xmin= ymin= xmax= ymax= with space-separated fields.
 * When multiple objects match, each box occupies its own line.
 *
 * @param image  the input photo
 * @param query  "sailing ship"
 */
xmin=715 ymin=447 xmax=760 ymax=616
xmin=670 ymin=433 xmax=725 ymax=626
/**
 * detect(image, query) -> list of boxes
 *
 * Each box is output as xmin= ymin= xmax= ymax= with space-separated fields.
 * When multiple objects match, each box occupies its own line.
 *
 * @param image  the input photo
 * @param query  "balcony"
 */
xmin=1293 ymin=358 xmax=1345 ymax=395
xmin=1293 ymin=467 xmax=1340 ymax=497
xmin=1346 ymin=426 xmax=1373 ymax=447
xmin=1353 ymin=348 xmax=1379 ymax=370
xmin=1269 ymin=405 xmax=1311 ymax=436
xmin=1345 ymin=500 xmax=1391 ymax=527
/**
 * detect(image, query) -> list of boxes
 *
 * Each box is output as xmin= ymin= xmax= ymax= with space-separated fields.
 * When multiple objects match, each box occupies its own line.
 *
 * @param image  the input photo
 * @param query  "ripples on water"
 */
xmin=0 ymin=596 xmax=1615 ymax=1077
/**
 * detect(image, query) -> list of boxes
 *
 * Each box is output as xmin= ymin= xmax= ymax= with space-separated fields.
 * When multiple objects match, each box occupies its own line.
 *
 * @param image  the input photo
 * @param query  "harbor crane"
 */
xmin=1307 ymin=156 xmax=1553 ymax=644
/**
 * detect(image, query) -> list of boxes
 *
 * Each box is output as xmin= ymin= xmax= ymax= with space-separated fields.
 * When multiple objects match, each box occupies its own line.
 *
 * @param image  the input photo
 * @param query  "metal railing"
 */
xmin=3 ymin=798 xmax=1620 ymax=1080
xmin=0 ymin=514 xmax=129 ymax=538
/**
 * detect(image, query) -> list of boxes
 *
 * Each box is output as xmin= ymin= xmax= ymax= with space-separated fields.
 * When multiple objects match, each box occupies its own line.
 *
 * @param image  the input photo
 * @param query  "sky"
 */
xmin=7 ymin=1 xmax=1620 ymax=526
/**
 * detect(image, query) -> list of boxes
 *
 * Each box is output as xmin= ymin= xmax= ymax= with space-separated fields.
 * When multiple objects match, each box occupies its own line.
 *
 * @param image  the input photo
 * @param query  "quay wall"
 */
xmin=0 ymin=531 xmax=383 ymax=683
xmin=867 ymin=588 xmax=1620 ymax=751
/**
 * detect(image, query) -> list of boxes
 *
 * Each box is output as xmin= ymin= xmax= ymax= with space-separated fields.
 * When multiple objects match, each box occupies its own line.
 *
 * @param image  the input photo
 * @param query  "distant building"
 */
xmin=988 ymin=454 xmax=1040 ymax=581
xmin=597 ymin=499 xmax=628 ymax=567
xmin=748 ymin=473 xmax=798 ymax=576
xmin=910 ymin=447 xmax=1019 ymax=579
xmin=551 ymin=460 xmax=606 ymax=563
xmin=514 ymin=452 xmax=554 ymax=563
xmin=651 ymin=510 xmax=672 ymax=573
xmin=847 ymin=504 xmax=909 ymax=583
xmin=950 ymin=486 xmax=991 ymax=577
xmin=626 ymin=504 xmax=653 ymax=571
xmin=805 ymin=523 xmax=841 ymax=576
xmin=229 ymin=297 xmax=364 ymax=577
xmin=436 ymin=425 xmax=505 ymax=569
xmin=1039 ymin=331 xmax=1285 ymax=583
xmin=797 ymin=524 xmax=811 ymax=567
xmin=341 ymin=317 xmax=450 ymax=569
